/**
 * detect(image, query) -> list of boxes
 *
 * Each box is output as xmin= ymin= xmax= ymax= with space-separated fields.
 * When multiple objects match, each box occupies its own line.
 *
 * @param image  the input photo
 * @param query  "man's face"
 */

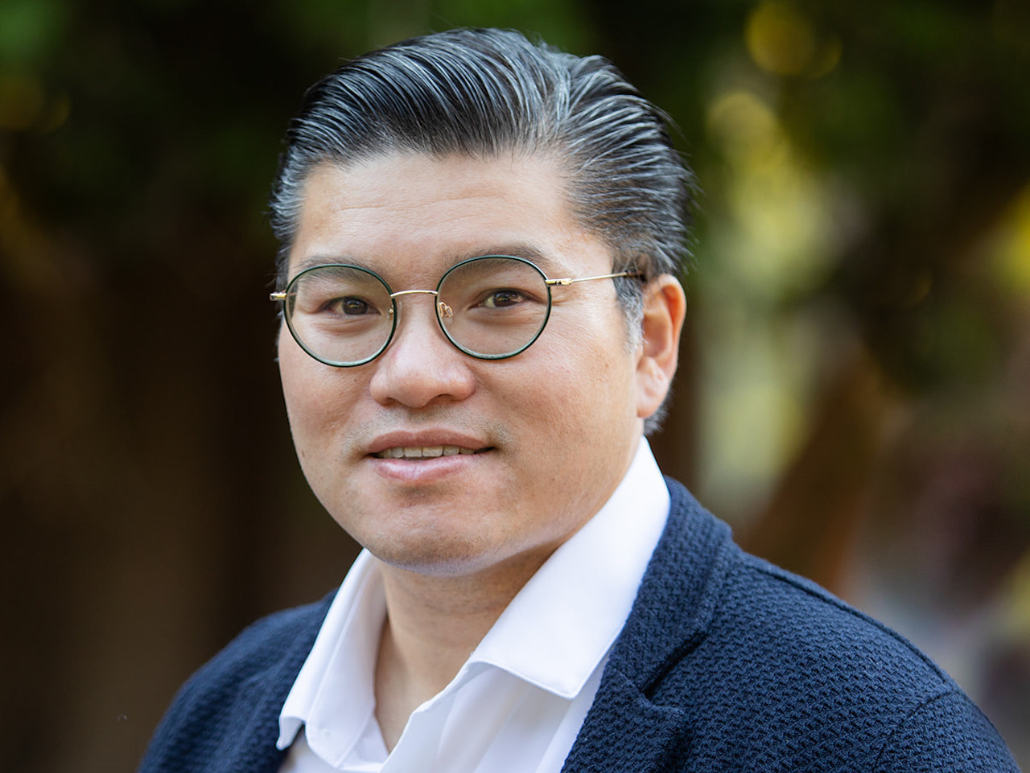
xmin=278 ymin=152 xmax=654 ymax=581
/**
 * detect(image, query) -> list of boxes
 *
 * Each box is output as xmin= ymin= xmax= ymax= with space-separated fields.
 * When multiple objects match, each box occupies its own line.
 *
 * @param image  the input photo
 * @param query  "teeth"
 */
xmin=377 ymin=445 xmax=478 ymax=459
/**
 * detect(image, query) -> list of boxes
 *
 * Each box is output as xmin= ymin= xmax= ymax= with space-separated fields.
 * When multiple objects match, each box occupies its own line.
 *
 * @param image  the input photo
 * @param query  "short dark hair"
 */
xmin=268 ymin=28 xmax=695 ymax=429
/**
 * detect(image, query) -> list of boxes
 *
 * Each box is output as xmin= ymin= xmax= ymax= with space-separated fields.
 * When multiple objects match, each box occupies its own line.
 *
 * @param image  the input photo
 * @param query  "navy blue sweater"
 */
xmin=140 ymin=480 xmax=1020 ymax=772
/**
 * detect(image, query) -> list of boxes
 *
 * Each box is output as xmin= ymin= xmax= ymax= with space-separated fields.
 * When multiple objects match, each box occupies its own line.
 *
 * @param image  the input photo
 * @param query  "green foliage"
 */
xmin=0 ymin=0 xmax=68 ymax=66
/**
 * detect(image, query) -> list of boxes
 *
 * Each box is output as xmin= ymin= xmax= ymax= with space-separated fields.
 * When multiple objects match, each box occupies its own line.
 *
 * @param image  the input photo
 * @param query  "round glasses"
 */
xmin=270 ymin=255 xmax=639 ymax=367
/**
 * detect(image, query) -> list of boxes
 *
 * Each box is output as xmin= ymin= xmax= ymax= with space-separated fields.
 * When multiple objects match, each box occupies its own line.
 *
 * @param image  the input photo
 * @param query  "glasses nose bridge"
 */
xmin=388 ymin=288 xmax=454 ymax=320
xmin=389 ymin=288 xmax=438 ymax=300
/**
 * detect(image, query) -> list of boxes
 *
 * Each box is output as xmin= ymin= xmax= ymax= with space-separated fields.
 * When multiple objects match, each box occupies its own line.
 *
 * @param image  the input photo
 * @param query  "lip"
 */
xmin=364 ymin=429 xmax=494 ymax=485
xmin=365 ymin=429 xmax=493 ymax=457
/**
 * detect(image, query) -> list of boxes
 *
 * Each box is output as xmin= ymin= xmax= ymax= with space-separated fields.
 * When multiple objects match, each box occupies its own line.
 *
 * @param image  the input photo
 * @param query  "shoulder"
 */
xmin=603 ymin=479 xmax=1019 ymax=770
xmin=651 ymin=479 xmax=957 ymax=691
xmin=681 ymin=550 xmax=1016 ymax=768
xmin=710 ymin=548 xmax=956 ymax=711
xmin=139 ymin=594 xmax=334 ymax=772
xmin=724 ymin=549 xmax=947 ymax=680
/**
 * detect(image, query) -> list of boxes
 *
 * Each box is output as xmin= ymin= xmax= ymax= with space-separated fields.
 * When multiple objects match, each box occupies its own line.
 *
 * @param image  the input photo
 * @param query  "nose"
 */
xmin=368 ymin=295 xmax=476 ymax=408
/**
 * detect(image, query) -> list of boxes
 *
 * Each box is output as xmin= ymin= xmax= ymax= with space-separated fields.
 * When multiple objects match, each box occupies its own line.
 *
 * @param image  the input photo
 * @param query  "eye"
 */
xmin=327 ymin=297 xmax=376 ymax=315
xmin=481 ymin=289 xmax=525 ymax=309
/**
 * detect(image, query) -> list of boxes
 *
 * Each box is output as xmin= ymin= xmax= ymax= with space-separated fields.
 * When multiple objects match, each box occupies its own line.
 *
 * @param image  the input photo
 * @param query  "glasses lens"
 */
xmin=438 ymin=257 xmax=551 ymax=358
xmin=284 ymin=265 xmax=394 ymax=366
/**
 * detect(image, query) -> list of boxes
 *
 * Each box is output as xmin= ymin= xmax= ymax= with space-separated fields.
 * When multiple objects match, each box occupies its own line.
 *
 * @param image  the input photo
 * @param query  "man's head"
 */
xmin=269 ymin=28 xmax=693 ymax=346
xmin=270 ymin=29 xmax=690 ymax=584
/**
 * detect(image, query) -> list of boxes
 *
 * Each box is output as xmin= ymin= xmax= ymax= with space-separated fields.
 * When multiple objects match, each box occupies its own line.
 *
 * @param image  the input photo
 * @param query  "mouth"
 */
xmin=372 ymin=445 xmax=491 ymax=459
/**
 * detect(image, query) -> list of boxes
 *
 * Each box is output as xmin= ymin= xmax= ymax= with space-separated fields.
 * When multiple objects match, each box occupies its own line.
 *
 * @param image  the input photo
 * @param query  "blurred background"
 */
xmin=2 ymin=0 xmax=1028 ymax=770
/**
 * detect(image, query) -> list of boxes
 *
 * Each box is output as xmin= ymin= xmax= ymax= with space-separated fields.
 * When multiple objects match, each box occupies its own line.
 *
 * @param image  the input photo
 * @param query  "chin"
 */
xmin=364 ymin=532 xmax=499 ymax=577
xmin=371 ymin=531 xmax=557 ymax=582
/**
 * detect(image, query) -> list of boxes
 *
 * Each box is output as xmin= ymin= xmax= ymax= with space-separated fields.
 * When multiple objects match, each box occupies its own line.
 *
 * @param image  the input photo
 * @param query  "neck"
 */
xmin=372 ymin=550 xmax=552 ymax=749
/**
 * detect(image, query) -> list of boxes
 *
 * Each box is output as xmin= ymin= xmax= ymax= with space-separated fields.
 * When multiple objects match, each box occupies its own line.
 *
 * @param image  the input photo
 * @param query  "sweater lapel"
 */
xmin=561 ymin=668 xmax=688 ymax=773
xmin=562 ymin=480 xmax=734 ymax=773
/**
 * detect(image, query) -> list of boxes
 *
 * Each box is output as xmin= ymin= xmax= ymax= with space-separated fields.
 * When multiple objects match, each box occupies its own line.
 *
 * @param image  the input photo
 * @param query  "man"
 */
xmin=139 ymin=28 xmax=1019 ymax=772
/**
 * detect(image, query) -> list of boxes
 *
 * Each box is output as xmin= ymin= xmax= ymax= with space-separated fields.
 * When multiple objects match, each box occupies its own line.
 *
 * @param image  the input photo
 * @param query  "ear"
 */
xmin=635 ymin=275 xmax=687 ymax=421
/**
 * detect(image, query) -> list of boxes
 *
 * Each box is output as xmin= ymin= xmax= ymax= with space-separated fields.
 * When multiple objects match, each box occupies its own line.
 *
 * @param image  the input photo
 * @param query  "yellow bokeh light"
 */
xmin=706 ymin=90 xmax=785 ymax=167
xmin=705 ymin=89 xmax=833 ymax=296
xmin=746 ymin=1 xmax=816 ymax=76
xmin=993 ymin=183 xmax=1030 ymax=297
xmin=745 ymin=1 xmax=840 ymax=78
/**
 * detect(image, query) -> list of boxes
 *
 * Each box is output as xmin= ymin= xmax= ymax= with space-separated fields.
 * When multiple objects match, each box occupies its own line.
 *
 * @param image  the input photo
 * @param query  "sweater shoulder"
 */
xmin=637 ymin=523 xmax=1018 ymax=767
xmin=651 ymin=546 xmax=999 ymax=767
xmin=731 ymin=550 xmax=951 ymax=683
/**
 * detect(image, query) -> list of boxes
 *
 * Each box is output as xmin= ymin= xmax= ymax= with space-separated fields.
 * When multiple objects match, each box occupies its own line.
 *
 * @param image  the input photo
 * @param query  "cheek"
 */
xmin=518 ymin=349 xmax=634 ymax=447
xmin=278 ymin=336 xmax=355 ymax=440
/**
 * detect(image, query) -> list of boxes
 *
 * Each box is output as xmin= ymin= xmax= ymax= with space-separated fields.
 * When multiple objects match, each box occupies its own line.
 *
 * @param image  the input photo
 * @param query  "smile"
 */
xmin=373 ymin=445 xmax=486 ymax=459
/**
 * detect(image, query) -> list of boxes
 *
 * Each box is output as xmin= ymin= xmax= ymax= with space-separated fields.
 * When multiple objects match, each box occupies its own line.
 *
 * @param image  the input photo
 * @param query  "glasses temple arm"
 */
xmin=545 ymin=271 xmax=643 ymax=287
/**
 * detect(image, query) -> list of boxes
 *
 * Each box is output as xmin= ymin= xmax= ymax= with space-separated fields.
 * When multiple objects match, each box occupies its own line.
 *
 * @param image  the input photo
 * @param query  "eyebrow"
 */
xmin=290 ymin=255 xmax=360 ymax=276
xmin=289 ymin=245 xmax=571 ymax=280
xmin=454 ymin=245 xmax=568 ymax=274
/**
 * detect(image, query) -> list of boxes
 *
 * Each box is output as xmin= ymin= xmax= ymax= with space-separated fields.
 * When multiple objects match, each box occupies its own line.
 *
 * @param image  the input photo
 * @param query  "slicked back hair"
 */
xmin=268 ymin=27 xmax=695 ymax=427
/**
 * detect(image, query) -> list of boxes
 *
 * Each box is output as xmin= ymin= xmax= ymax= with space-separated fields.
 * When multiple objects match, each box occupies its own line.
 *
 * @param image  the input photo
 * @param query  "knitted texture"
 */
xmin=138 ymin=480 xmax=1021 ymax=772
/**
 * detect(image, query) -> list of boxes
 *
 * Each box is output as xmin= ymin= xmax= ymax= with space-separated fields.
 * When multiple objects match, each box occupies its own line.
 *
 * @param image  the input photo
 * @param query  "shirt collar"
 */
xmin=466 ymin=439 xmax=669 ymax=697
xmin=277 ymin=550 xmax=384 ymax=756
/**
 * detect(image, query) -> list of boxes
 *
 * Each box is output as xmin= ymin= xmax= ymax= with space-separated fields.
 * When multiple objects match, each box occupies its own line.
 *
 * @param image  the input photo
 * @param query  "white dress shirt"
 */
xmin=277 ymin=440 xmax=670 ymax=773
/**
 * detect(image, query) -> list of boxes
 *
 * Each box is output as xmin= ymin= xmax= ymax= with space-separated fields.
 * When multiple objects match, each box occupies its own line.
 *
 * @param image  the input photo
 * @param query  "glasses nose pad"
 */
xmin=438 ymin=301 xmax=453 ymax=318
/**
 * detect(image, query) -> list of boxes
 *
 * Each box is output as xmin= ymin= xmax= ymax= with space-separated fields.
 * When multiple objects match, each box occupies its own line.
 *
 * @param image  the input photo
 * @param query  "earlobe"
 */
xmin=635 ymin=275 xmax=687 ymax=420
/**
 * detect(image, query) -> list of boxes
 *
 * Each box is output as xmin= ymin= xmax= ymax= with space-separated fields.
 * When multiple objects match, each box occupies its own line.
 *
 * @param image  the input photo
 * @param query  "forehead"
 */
xmin=288 ymin=152 xmax=611 ymax=281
